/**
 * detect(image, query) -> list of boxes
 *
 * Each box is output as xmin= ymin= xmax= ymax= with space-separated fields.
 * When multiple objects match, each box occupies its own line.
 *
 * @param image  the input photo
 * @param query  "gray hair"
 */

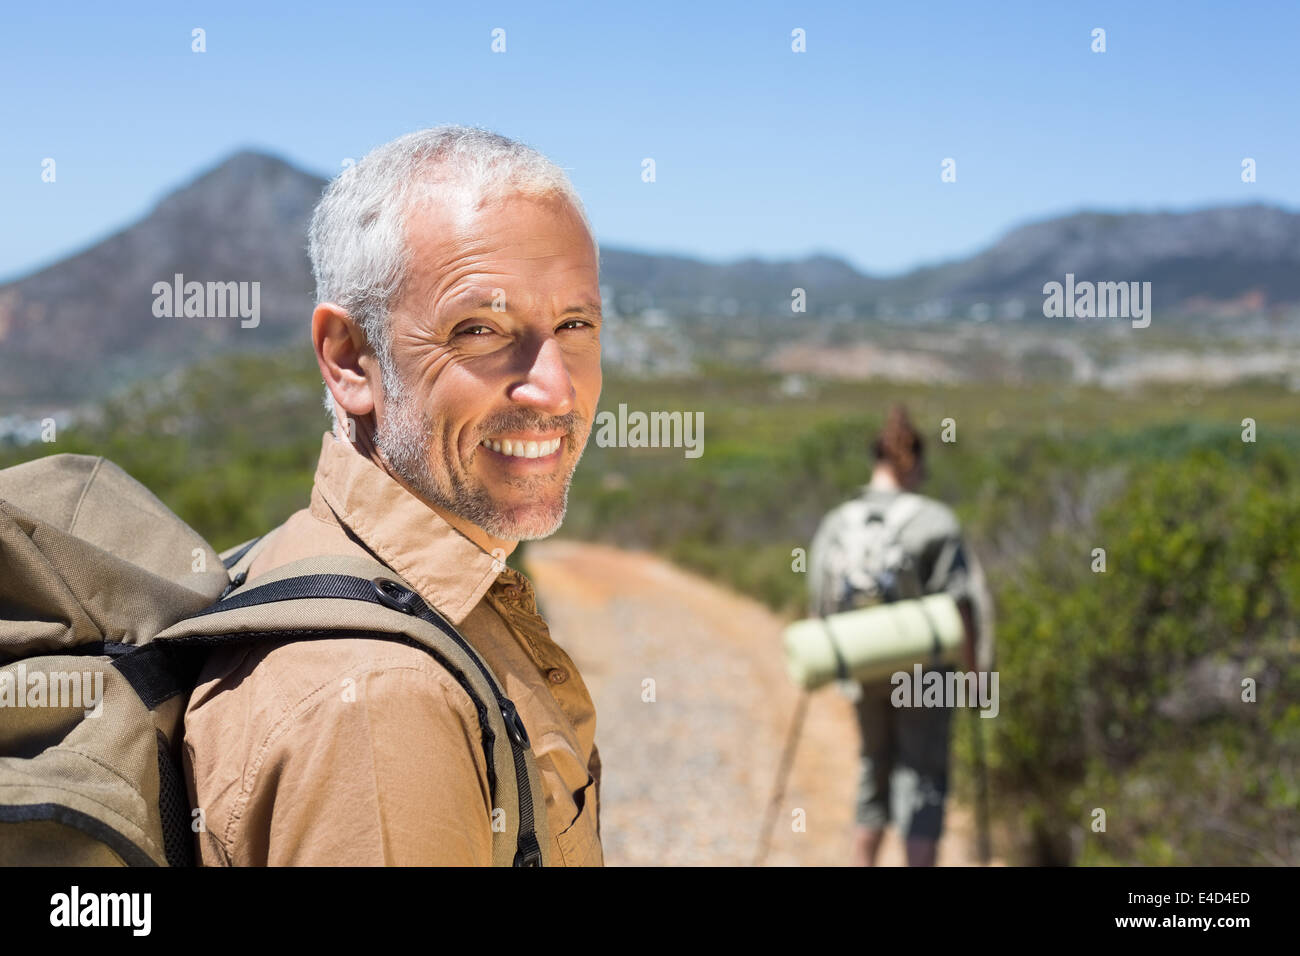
xmin=307 ymin=125 xmax=598 ymax=421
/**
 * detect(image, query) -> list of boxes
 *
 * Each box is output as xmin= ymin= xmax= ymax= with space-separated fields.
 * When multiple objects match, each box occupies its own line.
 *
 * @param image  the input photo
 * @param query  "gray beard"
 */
xmin=374 ymin=371 xmax=584 ymax=542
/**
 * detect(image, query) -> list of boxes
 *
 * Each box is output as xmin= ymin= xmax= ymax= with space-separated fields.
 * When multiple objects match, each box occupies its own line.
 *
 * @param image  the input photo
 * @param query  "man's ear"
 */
xmin=313 ymin=302 xmax=376 ymax=418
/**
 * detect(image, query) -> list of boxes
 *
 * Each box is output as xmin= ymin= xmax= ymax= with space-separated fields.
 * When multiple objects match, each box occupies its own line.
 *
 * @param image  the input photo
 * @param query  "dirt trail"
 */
xmin=525 ymin=540 xmax=1002 ymax=867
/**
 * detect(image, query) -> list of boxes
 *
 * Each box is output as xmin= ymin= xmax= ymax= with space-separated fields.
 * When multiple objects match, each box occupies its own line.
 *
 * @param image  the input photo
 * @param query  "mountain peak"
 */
xmin=194 ymin=147 xmax=311 ymax=183
xmin=151 ymin=149 xmax=326 ymax=220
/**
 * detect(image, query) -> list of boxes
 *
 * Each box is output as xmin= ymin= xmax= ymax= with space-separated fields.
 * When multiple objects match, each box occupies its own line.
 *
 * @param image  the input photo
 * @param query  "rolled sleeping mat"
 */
xmin=783 ymin=593 xmax=964 ymax=691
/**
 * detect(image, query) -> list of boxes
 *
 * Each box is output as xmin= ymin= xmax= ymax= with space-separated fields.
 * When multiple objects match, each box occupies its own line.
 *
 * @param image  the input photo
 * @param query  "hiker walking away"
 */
xmin=184 ymin=126 xmax=605 ymax=865
xmin=807 ymin=405 xmax=990 ymax=867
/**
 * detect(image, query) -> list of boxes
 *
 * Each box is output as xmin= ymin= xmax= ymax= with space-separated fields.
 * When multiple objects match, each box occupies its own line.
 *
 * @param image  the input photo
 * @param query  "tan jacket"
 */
xmin=182 ymin=432 xmax=603 ymax=866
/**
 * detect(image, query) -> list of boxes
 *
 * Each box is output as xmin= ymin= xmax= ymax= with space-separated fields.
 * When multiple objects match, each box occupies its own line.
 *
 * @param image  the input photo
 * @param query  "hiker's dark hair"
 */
xmin=871 ymin=404 xmax=924 ymax=479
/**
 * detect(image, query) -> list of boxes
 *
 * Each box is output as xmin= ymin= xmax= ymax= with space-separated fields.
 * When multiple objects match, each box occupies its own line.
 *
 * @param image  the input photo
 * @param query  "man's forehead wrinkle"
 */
xmin=410 ymin=250 xmax=503 ymax=321
xmin=422 ymin=256 xmax=597 ymax=314
xmin=398 ymin=206 xmax=599 ymax=327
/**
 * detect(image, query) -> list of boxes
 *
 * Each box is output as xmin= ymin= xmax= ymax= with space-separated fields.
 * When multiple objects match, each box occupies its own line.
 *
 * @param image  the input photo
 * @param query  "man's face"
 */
xmin=374 ymin=186 xmax=602 ymax=543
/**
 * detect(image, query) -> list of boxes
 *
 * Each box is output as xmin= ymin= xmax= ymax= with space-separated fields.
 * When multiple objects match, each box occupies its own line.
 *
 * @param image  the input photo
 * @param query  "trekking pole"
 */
xmin=970 ymin=706 xmax=991 ymax=864
xmin=753 ymin=690 xmax=810 ymax=867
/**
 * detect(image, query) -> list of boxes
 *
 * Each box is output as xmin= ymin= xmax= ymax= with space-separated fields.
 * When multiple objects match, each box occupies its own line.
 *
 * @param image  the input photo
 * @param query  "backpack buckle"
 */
xmin=220 ymin=570 xmax=248 ymax=600
xmin=371 ymin=577 xmax=418 ymax=614
xmin=499 ymin=698 xmax=531 ymax=748
xmin=513 ymin=835 xmax=543 ymax=867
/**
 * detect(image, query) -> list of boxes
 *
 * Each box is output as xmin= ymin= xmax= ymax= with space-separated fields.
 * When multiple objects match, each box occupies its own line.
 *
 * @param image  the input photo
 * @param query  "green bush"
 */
xmin=985 ymin=446 xmax=1299 ymax=865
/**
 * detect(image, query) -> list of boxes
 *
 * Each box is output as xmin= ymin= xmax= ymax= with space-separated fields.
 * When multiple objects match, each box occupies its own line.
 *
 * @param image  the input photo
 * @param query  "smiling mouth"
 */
xmin=479 ymin=436 xmax=563 ymax=459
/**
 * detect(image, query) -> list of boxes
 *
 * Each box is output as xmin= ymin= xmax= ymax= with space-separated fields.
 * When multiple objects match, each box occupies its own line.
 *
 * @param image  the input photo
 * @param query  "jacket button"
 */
xmin=547 ymin=668 xmax=568 ymax=685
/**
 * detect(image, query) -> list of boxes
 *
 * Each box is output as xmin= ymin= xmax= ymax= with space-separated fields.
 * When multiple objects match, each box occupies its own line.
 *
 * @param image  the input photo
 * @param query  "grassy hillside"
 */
xmin=3 ymin=347 xmax=1296 ymax=865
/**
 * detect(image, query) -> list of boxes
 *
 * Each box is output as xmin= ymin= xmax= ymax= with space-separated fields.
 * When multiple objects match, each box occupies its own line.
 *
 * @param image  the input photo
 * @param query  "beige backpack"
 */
xmin=0 ymin=454 xmax=549 ymax=866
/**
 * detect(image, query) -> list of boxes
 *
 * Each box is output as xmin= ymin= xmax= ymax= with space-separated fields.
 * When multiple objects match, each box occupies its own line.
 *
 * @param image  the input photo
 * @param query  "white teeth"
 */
xmin=482 ymin=436 xmax=562 ymax=458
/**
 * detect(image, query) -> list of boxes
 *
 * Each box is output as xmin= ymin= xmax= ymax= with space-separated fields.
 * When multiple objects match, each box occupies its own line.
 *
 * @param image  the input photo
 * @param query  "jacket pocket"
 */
xmin=555 ymin=775 xmax=602 ymax=866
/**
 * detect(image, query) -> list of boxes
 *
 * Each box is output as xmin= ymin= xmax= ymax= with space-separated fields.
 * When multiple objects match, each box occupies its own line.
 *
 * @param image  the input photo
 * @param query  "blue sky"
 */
xmin=2 ymin=0 xmax=1297 ymax=283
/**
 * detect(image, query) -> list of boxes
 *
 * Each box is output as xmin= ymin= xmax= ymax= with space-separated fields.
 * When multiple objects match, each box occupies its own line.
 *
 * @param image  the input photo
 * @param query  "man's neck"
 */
xmin=334 ymin=416 xmax=518 ymax=561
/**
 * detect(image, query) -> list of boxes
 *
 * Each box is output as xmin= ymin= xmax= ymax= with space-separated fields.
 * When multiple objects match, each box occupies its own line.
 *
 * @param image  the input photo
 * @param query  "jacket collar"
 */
xmin=310 ymin=432 xmax=502 ymax=625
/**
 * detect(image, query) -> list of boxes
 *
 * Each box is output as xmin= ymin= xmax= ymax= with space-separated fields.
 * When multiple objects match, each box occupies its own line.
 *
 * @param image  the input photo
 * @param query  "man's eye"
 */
xmin=458 ymin=324 xmax=494 ymax=336
xmin=558 ymin=319 xmax=594 ymax=331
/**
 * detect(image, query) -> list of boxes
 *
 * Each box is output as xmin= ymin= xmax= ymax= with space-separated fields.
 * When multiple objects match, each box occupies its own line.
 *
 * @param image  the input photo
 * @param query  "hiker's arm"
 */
xmin=246 ymin=661 xmax=494 ymax=866
xmin=807 ymin=515 xmax=835 ymax=616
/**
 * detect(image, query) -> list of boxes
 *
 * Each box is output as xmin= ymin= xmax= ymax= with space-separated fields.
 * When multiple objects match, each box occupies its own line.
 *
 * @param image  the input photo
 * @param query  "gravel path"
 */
xmin=526 ymin=540 xmax=999 ymax=867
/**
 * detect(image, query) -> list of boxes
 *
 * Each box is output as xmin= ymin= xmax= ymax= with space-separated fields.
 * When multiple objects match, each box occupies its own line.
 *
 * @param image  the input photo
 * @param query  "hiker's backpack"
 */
xmin=825 ymin=492 xmax=926 ymax=613
xmin=0 ymin=454 xmax=550 ymax=866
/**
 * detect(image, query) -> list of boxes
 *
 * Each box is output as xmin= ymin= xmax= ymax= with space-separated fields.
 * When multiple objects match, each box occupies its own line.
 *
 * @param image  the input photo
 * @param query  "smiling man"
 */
xmin=182 ymin=127 xmax=604 ymax=866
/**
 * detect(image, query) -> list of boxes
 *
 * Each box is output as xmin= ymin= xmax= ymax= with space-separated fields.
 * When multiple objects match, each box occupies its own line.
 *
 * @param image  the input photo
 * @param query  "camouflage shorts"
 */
xmin=851 ymin=674 xmax=953 ymax=839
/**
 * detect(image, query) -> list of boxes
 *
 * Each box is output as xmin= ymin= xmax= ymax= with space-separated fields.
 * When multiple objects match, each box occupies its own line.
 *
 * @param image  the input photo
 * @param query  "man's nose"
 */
xmin=508 ymin=334 xmax=575 ymax=416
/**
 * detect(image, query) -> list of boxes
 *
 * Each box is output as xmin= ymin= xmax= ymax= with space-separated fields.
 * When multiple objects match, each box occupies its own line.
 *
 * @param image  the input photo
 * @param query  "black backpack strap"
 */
xmin=118 ymin=573 xmax=542 ymax=868
xmin=220 ymin=535 xmax=263 ymax=571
